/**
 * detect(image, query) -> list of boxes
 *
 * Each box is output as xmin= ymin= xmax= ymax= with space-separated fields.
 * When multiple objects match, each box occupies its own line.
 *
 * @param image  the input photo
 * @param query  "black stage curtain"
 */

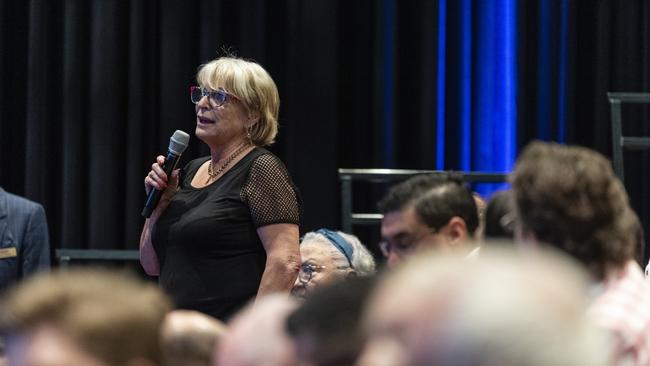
xmin=1 ymin=0 xmax=649 ymax=261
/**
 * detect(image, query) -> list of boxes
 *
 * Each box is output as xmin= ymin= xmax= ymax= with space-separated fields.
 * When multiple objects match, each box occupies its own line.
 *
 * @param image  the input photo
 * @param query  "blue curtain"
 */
xmin=534 ymin=0 xmax=569 ymax=142
xmin=376 ymin=0 xmax=573 ymax=197
xmin=441 ymin=0 xmax=518 ymax=195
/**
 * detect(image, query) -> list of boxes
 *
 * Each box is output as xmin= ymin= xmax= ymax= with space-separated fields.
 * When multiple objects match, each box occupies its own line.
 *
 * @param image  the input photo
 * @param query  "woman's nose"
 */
xmin=196 ymin=95 xmax=211 ymax=109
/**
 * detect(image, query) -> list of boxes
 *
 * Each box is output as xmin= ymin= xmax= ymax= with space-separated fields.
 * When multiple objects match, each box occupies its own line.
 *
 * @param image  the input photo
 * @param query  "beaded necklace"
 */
xmin=206 ymin=143 xmax=250 ymax=184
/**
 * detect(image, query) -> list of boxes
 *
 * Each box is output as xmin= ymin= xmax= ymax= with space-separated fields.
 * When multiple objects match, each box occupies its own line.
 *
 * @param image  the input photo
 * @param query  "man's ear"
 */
xmin=446 ymin=216 xmax=468 ymax=245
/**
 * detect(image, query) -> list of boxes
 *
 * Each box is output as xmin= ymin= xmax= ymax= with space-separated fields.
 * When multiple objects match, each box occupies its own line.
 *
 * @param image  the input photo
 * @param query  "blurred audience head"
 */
xmin=287 ymin=276 xmax=376 ymax=366
xmin=1 ymin=268 xmax=172 ymax=366
xmin=511 ymin=141 xmax=635 ymax=279
xmin=378 ymin=174 xmax=479 ymax=267
xmin=215 ymin=294 xmax=298 ymax=366
xmin=161 ymin=310 xmax=226 ymax=366
xmin=291 ymin=229 xmax=375 ymax=300
xmin=484 ymin=189 xmax=516 ymax=240
xmin=358 ymin=248 xmax=608 ymax=366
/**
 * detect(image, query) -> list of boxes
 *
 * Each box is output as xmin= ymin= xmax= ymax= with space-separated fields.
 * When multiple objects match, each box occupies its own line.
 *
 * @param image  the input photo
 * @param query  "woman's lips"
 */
xmin=197 ymin=116 xmax=215 ymax=124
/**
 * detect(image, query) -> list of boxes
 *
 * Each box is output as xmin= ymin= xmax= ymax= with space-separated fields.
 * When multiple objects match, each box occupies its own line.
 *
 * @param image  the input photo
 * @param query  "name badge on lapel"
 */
xmin=0 ymin=247 xmax=17 ymax=259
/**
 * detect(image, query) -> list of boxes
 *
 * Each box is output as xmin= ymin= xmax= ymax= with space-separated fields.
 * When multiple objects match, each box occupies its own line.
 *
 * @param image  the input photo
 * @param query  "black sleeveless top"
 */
xmin=152 ymin=147 xmax=301 ymax=320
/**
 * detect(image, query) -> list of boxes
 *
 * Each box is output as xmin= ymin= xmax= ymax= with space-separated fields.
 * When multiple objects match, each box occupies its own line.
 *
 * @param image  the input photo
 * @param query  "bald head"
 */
xmin=359 ymin=248 xmax=609 ymax=366
xmin=161 ymin=310 xmax=226 ymax=366
xmin=216 ymin=295 xmax=298 ymax=366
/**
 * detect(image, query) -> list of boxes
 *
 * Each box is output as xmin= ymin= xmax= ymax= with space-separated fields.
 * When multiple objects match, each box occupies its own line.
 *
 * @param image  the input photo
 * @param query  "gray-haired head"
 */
xmin=301 ymin=230 xmax=376 ymax=277
xmin=359 ymin=247 xmax=608 ymax=366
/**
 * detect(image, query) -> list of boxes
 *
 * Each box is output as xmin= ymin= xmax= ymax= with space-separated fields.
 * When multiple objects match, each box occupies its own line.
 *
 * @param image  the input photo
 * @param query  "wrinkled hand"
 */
xmin=144 ymin=155 xmax=179 ymax=204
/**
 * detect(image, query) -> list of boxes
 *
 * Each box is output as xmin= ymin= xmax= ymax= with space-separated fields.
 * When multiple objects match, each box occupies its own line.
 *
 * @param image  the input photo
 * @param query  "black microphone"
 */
xmin=141 ymin=130 xmax=190 ymax=218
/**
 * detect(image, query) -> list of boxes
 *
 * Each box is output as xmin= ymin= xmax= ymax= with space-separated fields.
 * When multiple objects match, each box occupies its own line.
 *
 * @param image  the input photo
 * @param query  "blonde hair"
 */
xmin=197 ymin=57 xmax=280 ymax=146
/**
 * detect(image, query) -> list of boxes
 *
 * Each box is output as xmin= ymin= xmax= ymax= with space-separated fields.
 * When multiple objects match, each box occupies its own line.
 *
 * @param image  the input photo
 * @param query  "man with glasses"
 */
xmin=377 ymin=174 xmax=479 ymax=267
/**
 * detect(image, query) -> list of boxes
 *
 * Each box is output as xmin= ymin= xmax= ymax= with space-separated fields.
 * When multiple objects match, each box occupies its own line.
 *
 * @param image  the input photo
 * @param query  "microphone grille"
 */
xmin=169 ymin=130 xmax=190 ymax=155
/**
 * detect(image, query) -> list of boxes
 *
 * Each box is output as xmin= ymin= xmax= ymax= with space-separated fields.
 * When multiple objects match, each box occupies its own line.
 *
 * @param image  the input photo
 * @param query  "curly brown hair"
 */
xmin=511 ymin=141 xmax=635 ymax=280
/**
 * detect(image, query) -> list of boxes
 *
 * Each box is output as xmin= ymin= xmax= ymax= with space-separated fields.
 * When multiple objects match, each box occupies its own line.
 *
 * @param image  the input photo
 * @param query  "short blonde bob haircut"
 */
xmin=197 ymin=57 xmax=280 ymax=146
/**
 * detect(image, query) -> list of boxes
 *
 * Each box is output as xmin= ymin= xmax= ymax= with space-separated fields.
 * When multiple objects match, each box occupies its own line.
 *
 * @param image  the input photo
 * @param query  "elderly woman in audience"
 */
xmin=291 ymin=229 xmax=376 ymax=300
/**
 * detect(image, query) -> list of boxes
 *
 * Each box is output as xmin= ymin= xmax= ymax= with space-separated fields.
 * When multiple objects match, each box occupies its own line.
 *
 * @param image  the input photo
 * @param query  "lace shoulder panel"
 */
xmin=241 ymin=153 xmax=301 ymax=227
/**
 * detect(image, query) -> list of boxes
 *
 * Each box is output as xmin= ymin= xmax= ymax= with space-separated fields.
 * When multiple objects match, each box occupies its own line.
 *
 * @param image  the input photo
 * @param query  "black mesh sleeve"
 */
xmin=241 ymin=154 xmax=301 ymax=227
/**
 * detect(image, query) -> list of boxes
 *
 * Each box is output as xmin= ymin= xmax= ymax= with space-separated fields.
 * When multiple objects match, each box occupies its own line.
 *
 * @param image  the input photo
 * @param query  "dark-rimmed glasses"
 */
xmin=298 ymin=263 xmax=327 ymax=284
xmin=190 ymin=86 xmax=239 ymax=107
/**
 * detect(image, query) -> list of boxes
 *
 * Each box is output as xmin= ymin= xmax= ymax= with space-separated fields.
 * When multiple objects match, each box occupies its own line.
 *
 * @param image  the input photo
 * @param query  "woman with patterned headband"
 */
xmin=291 ymin=229 xmax=376 ymax=300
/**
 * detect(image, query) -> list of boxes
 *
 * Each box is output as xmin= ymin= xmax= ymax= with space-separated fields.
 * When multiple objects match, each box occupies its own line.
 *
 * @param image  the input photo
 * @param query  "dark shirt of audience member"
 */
xmin=291 ymin=229 xmax=375 ymax=300
xmin=377 ymin=174 xmax=479 ymax=267
xmin=215 ymin=294 xmax=298 ymax=366
xmin=0 ymin=268 xmax=172 ymax=366
xmin=357 ymin=248 xmax=608 ymax=366
xmin=0 ymin=187 xmax=50 ymax=292
xmin=483 ymin=190 xmax=515 ymax=240
xmin=161 ymin=310 xmax=226 ymax=366
xmin=511 ymin=141 xmax=650 ymax=365
xmin=287 ymin=276 xmax=377 ymax=366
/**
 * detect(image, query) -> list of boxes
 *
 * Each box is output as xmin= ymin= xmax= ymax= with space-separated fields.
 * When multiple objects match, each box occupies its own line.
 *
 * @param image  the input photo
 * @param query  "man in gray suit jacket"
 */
xmin=0 ymin=187 xmax=50 ymax=291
